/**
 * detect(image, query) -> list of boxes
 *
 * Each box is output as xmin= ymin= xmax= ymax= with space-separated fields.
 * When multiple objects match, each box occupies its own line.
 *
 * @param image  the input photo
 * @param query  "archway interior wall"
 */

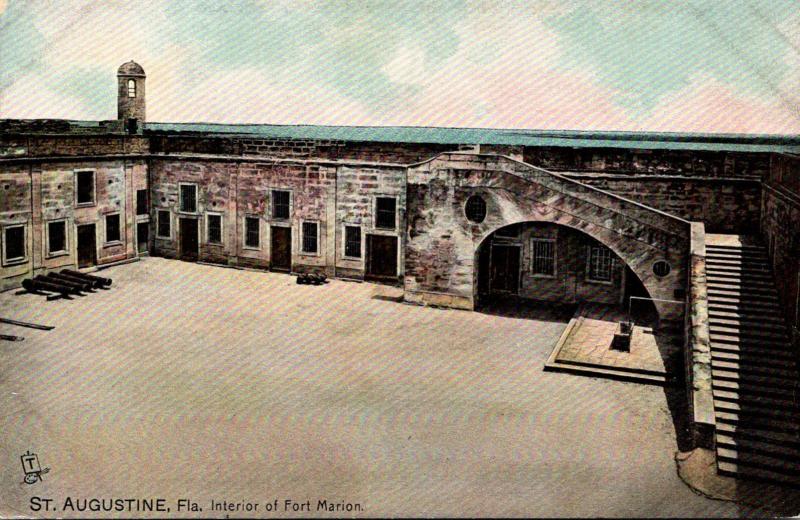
xmin=405 ymin=153 xmax=691 ymax=321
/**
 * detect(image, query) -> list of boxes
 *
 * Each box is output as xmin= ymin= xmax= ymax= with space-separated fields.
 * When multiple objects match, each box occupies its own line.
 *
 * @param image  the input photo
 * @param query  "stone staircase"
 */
xmin=706 ymin=242 xmax=800 ymax=486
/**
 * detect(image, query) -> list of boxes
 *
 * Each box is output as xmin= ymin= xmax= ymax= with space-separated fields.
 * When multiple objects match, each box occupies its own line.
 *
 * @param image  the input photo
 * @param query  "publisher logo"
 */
xmin=21 ymin=451 xmax=49 ymax=485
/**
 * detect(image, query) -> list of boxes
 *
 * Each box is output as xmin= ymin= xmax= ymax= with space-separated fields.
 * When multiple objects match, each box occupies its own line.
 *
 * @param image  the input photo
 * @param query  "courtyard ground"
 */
xmin=0 ymin=257 xmax=748 ymax=517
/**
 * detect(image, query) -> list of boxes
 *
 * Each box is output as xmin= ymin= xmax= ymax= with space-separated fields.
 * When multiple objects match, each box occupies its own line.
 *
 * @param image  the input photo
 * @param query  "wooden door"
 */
xmin=179 ymin=218 xmax=198 ymax=261
xmin=271 ymin=225 xmax=291 ymax=271
xmin=76 ymin=224 xmax=96 ymax=268
xmin=367 ymin=234 xmax=398 ymax=279
xmin=490 ymin=244 xmax=520 ymax=294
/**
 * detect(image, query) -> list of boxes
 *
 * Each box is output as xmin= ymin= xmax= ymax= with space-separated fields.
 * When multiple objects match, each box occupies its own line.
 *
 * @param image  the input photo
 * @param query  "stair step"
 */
xmin=708 ymin=316 xmax=787 ymax=330
xmin=711 ymin=344 xmax=796 ymax=361
xmin=711 ymin=349 xmax=796 ymax=368
xmin=714 ymin=398 xmax=798 ymax=420
xmin=711 ymin=359 xmax=798 ymax=379
xmin=707 ymin=281 xmax=777 ymax=292
xmin=706 ymin=251 xmax=769 ymax=260
xmin=716 ymin=446 xmax=800 ymax=476
xmin=713 ymin=378 xmax=796 ymax=400
xmin=716 ymin=435 xmax=800 ymax=463
xmin=707 ymin=289 xmax=779 ymax=300
xmin=710 ymin=332 xmax=790 ymax=347
xmin=706 ymin=269 xmax=773 ymax=279
xmin=709 ymin=325 xmax=789 ymax=341
xmin=707 ymin=279 xmax=776 ymax=289
xmin=716 ymin=421 xmax=800 ymax=451
xmin=708 ymin=309 xmax=785 ymax=323
xmin=715 ymin=410 xmax=800 ymax=434
xmin=706 ymin=244 xmax=766 ymax=252
xmin=713 ymin=388 xmax=798 ymax=410
xmin=717 ymin=460 xmax=800 ymax=487
xmin=708 ymin=302 xmax=781 ymax=314
xmin=707 ymin=259 xmax=770 ymax=269
xmin=712 ymin=368 xmax=798 ymax=387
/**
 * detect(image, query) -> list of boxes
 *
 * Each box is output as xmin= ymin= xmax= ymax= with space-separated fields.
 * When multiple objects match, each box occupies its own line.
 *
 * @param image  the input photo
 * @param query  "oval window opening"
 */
xmin=653 ymin=260 xmax=671 ymax=277
xmin=465 ymin=195 xmax=487 ymax=223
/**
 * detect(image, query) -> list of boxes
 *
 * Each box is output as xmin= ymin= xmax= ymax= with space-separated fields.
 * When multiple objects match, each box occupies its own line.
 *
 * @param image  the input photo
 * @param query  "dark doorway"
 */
xmin=490 ymin=244 xmax=520 ymax=294
xmin=366 ymin=234 xmax=398 ymax=280
xmin=76 ymin=224 xmax=96 ymax=268
xmin=137 ymin=222 xmax=149 ymax=253
xmin=179 ymin=218 xmax=198 ymax=261
xmin=271 ymin=225 xmax=291 ymax=271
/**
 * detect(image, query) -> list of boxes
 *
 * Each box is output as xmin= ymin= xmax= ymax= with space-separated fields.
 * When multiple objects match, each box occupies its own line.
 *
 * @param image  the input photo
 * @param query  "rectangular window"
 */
xmin=302 ymin=221 xmax=318 ymax=254
xmin=180 ymin=184 xmax=197 ymax=213
xmin=272 ymin=190 xmax=290 ymax=220
xmin=157 ymin=210 xmax=171 ymax=238
xmin=207 ymin=214 xmax=222 ymax=244
xmin=344 ymin=226 xmax=361 ymax=258
xmin=76 ymin=171 xmax=95 ymax=205
xmin=375 ymin=197 xmax=396 ymax=230
xmin=531 ymin=239 xmax=556 ymax=276
xmin=105 ymin=214 xmax=121 ymax=243
xmin=3 ymin=225 xmax=25 ymax=264
xmin=136 ymin=189 xmax=148 ymax=215
xmin=47 ymin=220 xmax=67 ymax=255
xmin=245 ymin=217 xmax=260 ymax=248
xmin=588 ymin=245 xmax=613 ymax=282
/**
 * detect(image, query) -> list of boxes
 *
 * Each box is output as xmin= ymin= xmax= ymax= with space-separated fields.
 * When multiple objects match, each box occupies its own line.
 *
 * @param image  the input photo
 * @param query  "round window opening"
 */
xmin=653 ymin=260 xmax=671 ymax=278
xmin=465 ymin=195 xmax=487 ymax=223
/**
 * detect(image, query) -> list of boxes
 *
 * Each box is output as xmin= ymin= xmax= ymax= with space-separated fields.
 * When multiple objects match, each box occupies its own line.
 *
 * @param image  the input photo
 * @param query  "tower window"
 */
xmin=47 ymin=220 xmax=67 ymax=256
xmin=271 ymin=190 xmax=291 ymax=220
xmin=136 ymin=189 xmax=148 ymax=215
xmin=531 ymin=238 xmax=556 ymax=276
xmin=180 ymin=184 xmax=198 ymax=213
xmin=245 ymin=217 xmax=260 ymax=248
xmin=207 ymin=214 xmax=222 ymax=245
xmin=157 ymin=210 xmax=171 ymax=238
xmin=105 ymin=214 xmax=121 ymax=243
xmin=127 ymin=79 xmax=136 ymax=98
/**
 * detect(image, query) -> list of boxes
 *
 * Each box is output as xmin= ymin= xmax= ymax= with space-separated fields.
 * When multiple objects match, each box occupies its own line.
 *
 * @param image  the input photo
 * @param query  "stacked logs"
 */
xmin=22 ymin=269 xmax=112 ymax=300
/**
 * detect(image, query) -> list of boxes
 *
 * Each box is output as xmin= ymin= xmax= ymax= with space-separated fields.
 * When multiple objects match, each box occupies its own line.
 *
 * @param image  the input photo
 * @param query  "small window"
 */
xmin=180 ymin=184 xmax=197 ymax=213
xmin=3 ymin=225 xmax=25 ymax=264
xmin=157 ymin=210 xmax=171 ymax=238
xmin=105 ymin=214 xmax=121 ymax=243
xmin=531 ymin=238 xmax=556 ymax=276
xmin=47 ymin=221 xmax=67 ymax=255
xmin=76 ymin=171 xmax=95 ymax=205
xmin=344 ymin=225 xmax=361 ymax=258
xmin=588 ymin=245 xmax=613 ymax=282
xmin=375 ymin=197 xmax=396 ymax=230
xmin=465 ymin=195 xmax=487 ymax=223
xmin=653 ymin=261 xmax=671 ymax=278
xmin=207 ymin=214 xmax=222 ymax=244
xmin=302 ymin=222 xmax=318 ymax=254
xmin=127 ymin=79 xmax=136 ymax=98
xmin=245 ymin=217 xmax=260 ymax=248
xmin=136 ymin=189 xmax=148 ymax=215
xmin=272 ymin=190 xmax=291 ymax=220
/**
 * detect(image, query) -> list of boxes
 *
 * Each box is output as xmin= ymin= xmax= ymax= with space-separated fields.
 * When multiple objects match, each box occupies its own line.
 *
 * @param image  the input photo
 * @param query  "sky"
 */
xmin=0 ymin=0 xmax=799 ymax=134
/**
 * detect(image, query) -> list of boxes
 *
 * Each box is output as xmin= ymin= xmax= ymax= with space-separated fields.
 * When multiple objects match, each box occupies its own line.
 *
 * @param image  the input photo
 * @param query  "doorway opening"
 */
xmin=76 ymin=224 xmax=97 ymax=268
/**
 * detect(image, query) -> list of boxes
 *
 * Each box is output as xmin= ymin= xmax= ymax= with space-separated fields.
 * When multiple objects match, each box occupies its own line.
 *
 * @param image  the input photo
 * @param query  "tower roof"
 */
xmin=117 ymin=61 xmax=145 ymax=77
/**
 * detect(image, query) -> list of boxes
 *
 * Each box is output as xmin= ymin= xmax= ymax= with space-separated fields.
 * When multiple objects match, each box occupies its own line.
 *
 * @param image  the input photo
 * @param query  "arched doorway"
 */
xmin=475 ymin=221 xmax=658 ymax=321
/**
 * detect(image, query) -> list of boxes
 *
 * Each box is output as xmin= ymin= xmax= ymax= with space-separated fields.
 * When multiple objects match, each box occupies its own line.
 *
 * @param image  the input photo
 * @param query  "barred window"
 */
xmin=245 ymin=217 xmax=260 ymax=248
xmin=272 ymin=190 xmax=290 ymax=219
xmin=48 ymin=221 xmax=67 ymax=255
xmin=588 ymin=245 xmax=613 ymax=282
xmin=105 ymin=214 xmax=121 ymax=243
xmin=465 ymin=195 xmax=486 ymax=223
xmin=180 ymin=184 xmax=197 ymax=213
xmin=207 ymin=214 xmax=222 ymax=244
xmin=344 ymin=226 xmax=361 ymax=258
xmin=375 ymin=197 xmax=396 ymax=230
xmin=157 ymin=210 xmax=171 ymax=238
xmin=127 ymin=79 xmax=136 ymax=98
xmin=302 ymin=222 xmax=318 ymax=254
xmin=531 ymin=239 xmax=556 ymax=276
